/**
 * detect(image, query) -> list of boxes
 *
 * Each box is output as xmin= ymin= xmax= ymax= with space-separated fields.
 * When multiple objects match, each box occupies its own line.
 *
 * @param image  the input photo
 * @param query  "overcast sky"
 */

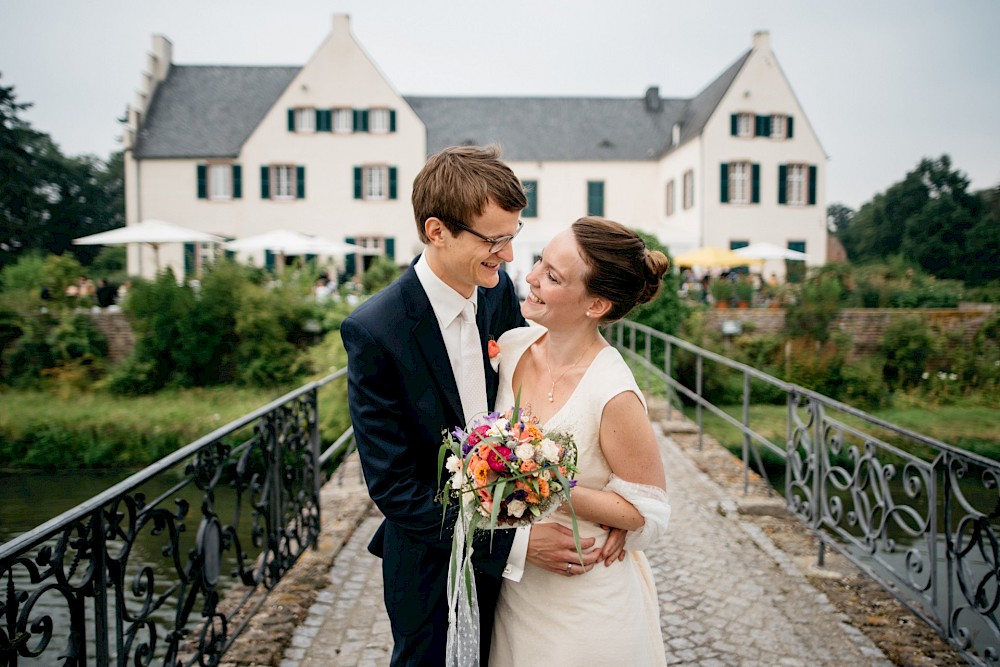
xmin=2 ymin=0 xmax=997 ymax=211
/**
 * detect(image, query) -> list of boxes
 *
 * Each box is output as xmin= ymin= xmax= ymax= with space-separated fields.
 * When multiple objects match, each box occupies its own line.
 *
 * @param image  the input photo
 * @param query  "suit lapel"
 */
xmin=400 ymin=270 xmax=465 ymax=426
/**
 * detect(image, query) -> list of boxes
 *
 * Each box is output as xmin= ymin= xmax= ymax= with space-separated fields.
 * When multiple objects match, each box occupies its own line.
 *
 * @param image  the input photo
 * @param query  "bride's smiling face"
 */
xmin=522 ymin=229 xmax=592 ymax=326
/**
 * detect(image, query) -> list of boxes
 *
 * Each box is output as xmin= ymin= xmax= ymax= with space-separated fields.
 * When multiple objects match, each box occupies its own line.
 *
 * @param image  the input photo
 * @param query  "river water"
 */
xmin=1 ymin=469 xmax=260 ymax=665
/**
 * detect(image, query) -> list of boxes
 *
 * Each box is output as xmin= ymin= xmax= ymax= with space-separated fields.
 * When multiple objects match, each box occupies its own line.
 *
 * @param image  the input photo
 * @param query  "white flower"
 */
xmin=446 ymin=455 xmax=463 ymax=474
xmin=451 ymin=471 xmax=465 ymax=490
xmin=949 ymin=373 xmax=958 ymax=381
xmin=490 ymin=354 xmax=501 ymax=372
xmin=490 ymin=417 xmax=510 ymax=436
xmin=921 ymin=372 xmax=930 ymax=380
xmin=507 ymin=499 xmax=527 ymax=518
xmin=539 ymin=469 xmax=552 ymax=481
xmin=515 ymin=443 xmax=535 ymax=462
xmin=540 ymin=438 xmax=560 ymax=463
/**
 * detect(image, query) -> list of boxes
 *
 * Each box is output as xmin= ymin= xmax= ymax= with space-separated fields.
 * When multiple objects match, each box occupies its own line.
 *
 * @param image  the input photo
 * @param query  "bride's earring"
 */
xmin=585 ymin=311 xmax=591 ymax=317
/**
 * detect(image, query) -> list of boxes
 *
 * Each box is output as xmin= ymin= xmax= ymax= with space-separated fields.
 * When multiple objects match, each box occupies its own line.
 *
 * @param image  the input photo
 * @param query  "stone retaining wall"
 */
xmin=88 ymin=309 xmax=135 ymax=363
xmin=704 ymin=305 xmax=997 ymax=356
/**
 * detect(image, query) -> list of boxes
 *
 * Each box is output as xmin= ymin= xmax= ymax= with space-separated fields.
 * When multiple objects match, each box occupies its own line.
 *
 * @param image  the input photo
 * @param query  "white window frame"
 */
xmin=362 ymin=165 xmax=389 ymax=200
xmin=295 ymin=107 xmax=315 ymax=133
xmin=729 ymin=161 xmax=751 ymax=205
xmin=333 ymin=108 xmax=352 ymax=133
xmin=369 ymin=108 xmax=391 ymax=134
xmin=736 ymin=113 xmax=754 ymax=137
xmin=787 ymin=164 xmax=807 ymax=206
xmin=356 ymin=236 xmax=384 ymax=254
xmin=208 ymin=164 xmax=232 ymax=201
xmin=682 ymin=170 xmax=694 ymax=210
xmin=272 ymin=165 xmax=295 ymax=200
xmin=665 ymin=179 xmax=675 ymax=216
xmin=771 ymin=114 xmax=787 ymax=139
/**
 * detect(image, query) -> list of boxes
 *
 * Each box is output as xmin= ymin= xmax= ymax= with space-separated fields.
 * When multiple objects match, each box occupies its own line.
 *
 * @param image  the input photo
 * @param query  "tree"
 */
xmin=0 ymin=75 xmax=47 ymax=270
xmin=0 ymin=74 xmax=124 ymax=270
xmin=827 ymin=202 xmax=854 ymax=234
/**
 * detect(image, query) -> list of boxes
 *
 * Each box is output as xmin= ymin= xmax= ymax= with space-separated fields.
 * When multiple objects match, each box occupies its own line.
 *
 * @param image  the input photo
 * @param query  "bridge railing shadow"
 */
xmin=0 ymin=368 xmax=355 ymax=667
xmin=608 ymin=319 xmax=1000 ymax=667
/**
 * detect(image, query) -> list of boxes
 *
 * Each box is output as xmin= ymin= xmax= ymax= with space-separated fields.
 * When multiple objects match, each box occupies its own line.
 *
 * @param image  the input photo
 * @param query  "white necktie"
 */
xmin=458 ymin=301 xmax=488 ymax=424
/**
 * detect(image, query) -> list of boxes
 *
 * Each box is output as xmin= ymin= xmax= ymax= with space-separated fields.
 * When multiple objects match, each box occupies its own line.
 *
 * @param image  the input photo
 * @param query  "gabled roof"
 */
xmin=405 ymin=48 xmax=752 ymax=162
xmin=133 ymin=65 xmax=299 ymax=159
xmin=132 ymin=48 xmax=752 ymax=161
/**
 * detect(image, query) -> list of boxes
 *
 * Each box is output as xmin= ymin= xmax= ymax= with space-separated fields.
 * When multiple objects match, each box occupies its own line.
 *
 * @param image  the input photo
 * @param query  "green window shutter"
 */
xmin=720 ymin=163 xmax=729 ymax=203
xmin=389 ymin=109 xmax=397 ymax=132
xmin=730 ymin=114 xmax=738 ymax=136
xmin=344 ymin=237 xmax=356 ymax=277
xmin=261 ymin=165 xmax=270 ymax=199
xmin=265 ymin=250 xmax=276 ymax=272
xmin=287 ymin=109 xmax=295 ymax=132
xmin=353 ymin=166 xmax=363 ymax=199
xmin=787 ymin=117 xmax=794 ymax=138
xmin=523 ymin=180 xmax=538 ymax=217
xmin=354 ymin=109 xmax=369 ymax=132
xmin=778 ymin=165 xmax=787 ymax=204
xmin=729 ymin=240 xmax=749 ymax=250
xmin=184 ymin=243 xmax=195 ymax=277
xmin=751 ymin=163 xmax=760 ymax=203
xmin=788 ymin=241 xmax=806 ymax=254
xmin=197 ymin=164 xmax=207 ymax=199
xmin=586 ymin=181 xmax=604 ymax=217
xmin=232 ymin=165 xmax=242 ymax=199
xmin=808 ymin=165 xmax=817 ymax=205
xmin=756 ymin=115 xmax=771 ymax=137
xmin=296 ymin=166 xmax=305 ymax=199
xmin=389 ymin=166 xmax=398 ymax=199
xmin=385 ymin=238 xmax=395 ymax=260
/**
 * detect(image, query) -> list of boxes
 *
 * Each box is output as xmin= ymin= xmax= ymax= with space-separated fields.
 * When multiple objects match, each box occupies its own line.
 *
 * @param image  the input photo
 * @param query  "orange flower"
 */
xmin=538 ymin=478 xmax=550 ymax=498
xmin=471 ymin=458 xmax=491 ymax=488
xmin=515 ymin=480 xmax=540 ymax=504
xmin=519 ymin=459 xmax=538 ymax=474
xmin=488 ymin=339 xmax=501 ymax=359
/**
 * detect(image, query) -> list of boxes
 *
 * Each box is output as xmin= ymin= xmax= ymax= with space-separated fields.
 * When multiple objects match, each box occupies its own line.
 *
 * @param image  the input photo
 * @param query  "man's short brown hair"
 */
xmin=411 ymin=145 xmax=527 ymax=243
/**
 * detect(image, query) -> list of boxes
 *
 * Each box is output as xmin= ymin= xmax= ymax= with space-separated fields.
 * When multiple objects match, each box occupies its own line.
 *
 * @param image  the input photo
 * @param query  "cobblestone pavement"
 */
xmin=279 ymin=424 xmax=896 ymax=667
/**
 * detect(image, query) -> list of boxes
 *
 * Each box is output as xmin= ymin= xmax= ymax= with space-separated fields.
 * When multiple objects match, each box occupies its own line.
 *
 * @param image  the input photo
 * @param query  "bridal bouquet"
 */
xmin=437 ymin=401 xmax=578 ymax=530
xmin=438 ymin=395 xmax=582 ymax=667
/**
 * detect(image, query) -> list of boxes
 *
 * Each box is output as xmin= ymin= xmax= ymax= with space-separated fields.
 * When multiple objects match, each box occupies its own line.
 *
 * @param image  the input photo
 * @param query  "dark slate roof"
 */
xmin=405 ymin=49 xmax=751 ymax=161
xmin=133 ymin=49 xmax=751 ymax=161
xmin=405 ymin=95 xmax=688 ymax=161
xmin=133 ymin=65 xmax=300 ymax=159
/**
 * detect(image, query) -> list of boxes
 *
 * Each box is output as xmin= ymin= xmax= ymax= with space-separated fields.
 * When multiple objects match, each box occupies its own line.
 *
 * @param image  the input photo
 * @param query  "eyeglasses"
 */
xmin=451 ymin=219 xmax=524 ymax=254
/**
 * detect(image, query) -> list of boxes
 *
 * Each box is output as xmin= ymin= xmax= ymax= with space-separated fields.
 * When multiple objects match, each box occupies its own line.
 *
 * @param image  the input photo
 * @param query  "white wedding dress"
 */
xmin=489 ymin=326 xmax=666 ymax=667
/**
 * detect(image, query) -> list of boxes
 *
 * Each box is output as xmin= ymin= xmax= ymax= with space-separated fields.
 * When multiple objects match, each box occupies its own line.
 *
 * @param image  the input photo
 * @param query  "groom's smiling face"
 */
xmin=430 ymin=201 xmax=520 ymax=298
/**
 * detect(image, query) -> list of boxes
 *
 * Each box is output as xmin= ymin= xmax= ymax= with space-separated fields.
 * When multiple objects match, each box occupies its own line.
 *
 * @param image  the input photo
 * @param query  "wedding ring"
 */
xmin=565 ymin=562 xmax=572 ymax=573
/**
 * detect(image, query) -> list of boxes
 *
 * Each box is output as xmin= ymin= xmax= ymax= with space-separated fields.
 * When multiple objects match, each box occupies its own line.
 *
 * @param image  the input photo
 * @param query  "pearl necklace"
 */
xmin=545 ymin=339 xmax=600 ymax=402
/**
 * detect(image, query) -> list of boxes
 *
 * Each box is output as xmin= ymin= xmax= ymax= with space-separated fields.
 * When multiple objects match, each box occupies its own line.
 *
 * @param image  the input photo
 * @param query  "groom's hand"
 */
xmin=526 ymin=523 xmax=600 ymax=577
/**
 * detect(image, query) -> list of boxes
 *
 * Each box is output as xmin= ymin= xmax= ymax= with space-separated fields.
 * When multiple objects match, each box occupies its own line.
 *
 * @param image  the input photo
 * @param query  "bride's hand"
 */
xmin=599 ymin=526 xmax=627 ymax=566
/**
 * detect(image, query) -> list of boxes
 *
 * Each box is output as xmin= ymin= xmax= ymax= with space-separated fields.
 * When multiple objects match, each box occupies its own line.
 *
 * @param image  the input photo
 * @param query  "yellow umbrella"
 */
xmin=674 ymin=246 xmax=763 ymax=268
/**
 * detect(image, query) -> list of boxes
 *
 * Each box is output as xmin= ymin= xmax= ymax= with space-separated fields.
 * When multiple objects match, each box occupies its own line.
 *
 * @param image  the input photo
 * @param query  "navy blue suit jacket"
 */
xmin=341 ymin=261 xmax=526 ymax=665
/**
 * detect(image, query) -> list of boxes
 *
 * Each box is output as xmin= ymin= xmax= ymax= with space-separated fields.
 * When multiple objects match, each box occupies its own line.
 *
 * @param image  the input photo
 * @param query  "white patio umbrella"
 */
xmin=72 ymin=219 xmax=224 ymax=272
xmin=224 ymin=230 xmax=378 ymax=273
xmin=732 ymin=242 xmax=810 ymax=262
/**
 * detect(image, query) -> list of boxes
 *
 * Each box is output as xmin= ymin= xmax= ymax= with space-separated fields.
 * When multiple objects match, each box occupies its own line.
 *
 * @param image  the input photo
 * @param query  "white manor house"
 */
xmin=123 ymin=14 xmax=828 ymax=281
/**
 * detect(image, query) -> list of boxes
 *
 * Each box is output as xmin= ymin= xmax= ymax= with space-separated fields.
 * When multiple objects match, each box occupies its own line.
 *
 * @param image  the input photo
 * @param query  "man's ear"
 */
xmin=424 ymin=217 xmax=447 ymax=247
xmin=587 ymin=296 xmax=612 ymax=319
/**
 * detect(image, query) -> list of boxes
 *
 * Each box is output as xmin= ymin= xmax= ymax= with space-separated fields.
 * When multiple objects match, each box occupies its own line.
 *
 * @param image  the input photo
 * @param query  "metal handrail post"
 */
xmin=742 ymin=372 xmax=751 ymax=496
xmin=696 ymin=355 xmax=703 ymax=451
xmin=310 ymin=387 xmax=322 ymax=549
xmin=665 ymin=341 xmax=673 ymax=421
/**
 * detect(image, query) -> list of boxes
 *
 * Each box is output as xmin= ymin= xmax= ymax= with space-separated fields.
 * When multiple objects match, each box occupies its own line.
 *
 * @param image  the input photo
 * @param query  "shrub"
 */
xmin=784 ymin=268 xmax=842 ymax=342
xmin=361 ymin=256 xmax=402 ymax=294
xmin=880 ymin=316 xmax=937 ymax=389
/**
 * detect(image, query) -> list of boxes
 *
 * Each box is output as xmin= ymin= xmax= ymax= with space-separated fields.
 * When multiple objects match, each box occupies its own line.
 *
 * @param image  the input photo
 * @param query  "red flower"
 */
xmin=485 ymin=445 xmax=512 ymax=473
xmin=488 ymin=339 xmax=501 ymax=359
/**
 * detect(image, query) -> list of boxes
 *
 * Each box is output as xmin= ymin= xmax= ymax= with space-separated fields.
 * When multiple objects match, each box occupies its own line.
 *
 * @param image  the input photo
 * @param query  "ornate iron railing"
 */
xmin=0 ymin=369 xmax=354 ymax=667
xmin=609 ymin=319 xmax=999 ymax=666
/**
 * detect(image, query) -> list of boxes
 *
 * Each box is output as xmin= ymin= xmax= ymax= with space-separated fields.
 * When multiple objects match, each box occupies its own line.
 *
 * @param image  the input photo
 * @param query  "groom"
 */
xmin=342 ymin=145 xmax=604 ymax=666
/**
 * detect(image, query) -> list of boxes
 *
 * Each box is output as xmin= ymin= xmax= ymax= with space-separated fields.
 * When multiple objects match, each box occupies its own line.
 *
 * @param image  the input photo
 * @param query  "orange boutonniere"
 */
xmin=488 ymin=337 xmax=501 ymax=371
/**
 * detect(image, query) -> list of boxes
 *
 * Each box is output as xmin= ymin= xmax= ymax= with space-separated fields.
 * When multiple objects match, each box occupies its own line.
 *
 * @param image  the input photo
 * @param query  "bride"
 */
xmin=490 ymin=217 xmax=671 ymax=666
